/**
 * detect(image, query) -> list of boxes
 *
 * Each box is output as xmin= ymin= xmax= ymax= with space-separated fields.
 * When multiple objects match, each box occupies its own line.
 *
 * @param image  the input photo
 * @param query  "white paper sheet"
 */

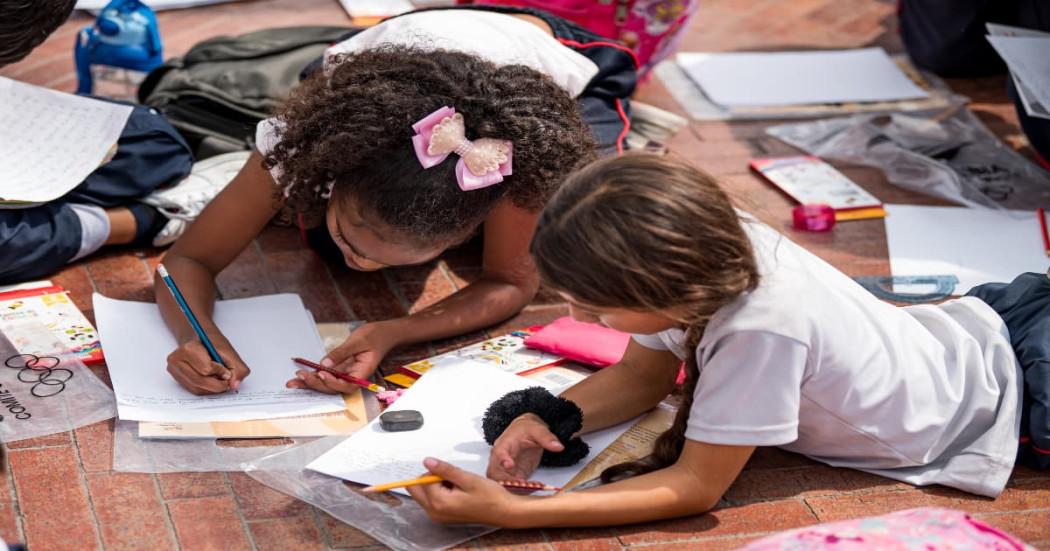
xmin=884 ymin=204 xmax=1048 ymax=294
xmin=307 ymin=360 xmax=635 ymax=494
xmin=987 ymin=24 xmax=1050 ymax=120
xmin=676 ymin=48 xmax=929 ymax=107
xmin=986 ymin=35 xmax=1050 ymax=121
xmin=0 ymin=77 xmax=133 ymax=205
xmin=338 ymin=0 xmax=414 ymax=18
xmin=95 ymin=294 xmax=347 ymax=422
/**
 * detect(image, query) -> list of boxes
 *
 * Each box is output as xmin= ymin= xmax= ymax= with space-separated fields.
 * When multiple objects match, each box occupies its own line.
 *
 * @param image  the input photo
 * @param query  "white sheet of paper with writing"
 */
xmin=94 ymin=293 xmax=347 ymax=422
xmin=0 ymin=77 xmax=133 ymax=205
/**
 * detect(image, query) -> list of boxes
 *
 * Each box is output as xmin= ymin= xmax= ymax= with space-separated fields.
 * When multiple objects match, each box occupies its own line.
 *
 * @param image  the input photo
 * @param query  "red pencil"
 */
xmin=1039 ymin=208 xmax=1050 ymax=258
xmin=291 ymin=357 xmax=386 ymax=393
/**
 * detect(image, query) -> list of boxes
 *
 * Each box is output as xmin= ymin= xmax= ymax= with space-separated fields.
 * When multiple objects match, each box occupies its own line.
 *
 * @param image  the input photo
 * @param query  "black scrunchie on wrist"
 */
xmin=482 ymin=387 xmax=589 ymax=467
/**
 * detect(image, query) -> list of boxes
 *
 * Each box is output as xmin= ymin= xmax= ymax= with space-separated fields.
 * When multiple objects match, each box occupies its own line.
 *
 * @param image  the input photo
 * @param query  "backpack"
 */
xmin=137 ymin=26 xmax=354 ymax=157
xmin=462 ymin=0 xmax=697 ymax=76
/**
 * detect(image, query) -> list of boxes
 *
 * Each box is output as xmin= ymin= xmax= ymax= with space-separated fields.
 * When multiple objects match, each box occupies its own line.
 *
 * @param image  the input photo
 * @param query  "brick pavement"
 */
xmin=2 ymin=0 xmax=1048 ymax=548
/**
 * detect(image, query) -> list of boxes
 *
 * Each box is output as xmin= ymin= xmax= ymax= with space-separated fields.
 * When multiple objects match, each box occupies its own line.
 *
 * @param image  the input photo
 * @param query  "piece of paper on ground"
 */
xmin=95 ymin=293 xmax=347 ymax=422
xmin=339 ymin=0 xmax=413 ymax=18
xmin=0 ymin=77 xmax=132 ymax=205
xmin=884 ymin=205 xmax=1048 ymax=294
xmin=307 ymin=360 xmax=636 ymax=494
xmin=986 ymin=34 xmax=1050 ymax=121
xmin=677 ymin=48 xmax=928 ymax=108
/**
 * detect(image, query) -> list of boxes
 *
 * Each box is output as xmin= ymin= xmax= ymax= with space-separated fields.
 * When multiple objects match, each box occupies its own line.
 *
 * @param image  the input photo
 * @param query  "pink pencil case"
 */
xmin=523 ymin=317 xmax=630 ymax=368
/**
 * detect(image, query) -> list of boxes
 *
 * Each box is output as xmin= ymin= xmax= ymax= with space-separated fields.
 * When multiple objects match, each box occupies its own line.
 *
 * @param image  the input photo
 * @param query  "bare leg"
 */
xmin=104 ymin=207 xmax=137 ymax=245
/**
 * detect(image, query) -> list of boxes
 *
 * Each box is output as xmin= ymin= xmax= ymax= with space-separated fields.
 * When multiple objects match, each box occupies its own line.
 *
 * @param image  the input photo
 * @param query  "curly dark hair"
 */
xmin=0 ymin=0 xmax=76 ymax=67
xmin=265 ymin=45 xmax=597 ymax=244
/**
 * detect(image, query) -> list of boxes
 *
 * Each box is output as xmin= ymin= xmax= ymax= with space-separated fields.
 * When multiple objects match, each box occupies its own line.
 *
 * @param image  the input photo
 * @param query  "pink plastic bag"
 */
xmin=740 ymin=507 xmax=1034 ymax=551
xmin=523 ymin=316 xmax=630 ymax=367
xmin=465 ymin=0 xmax=698 ymax=76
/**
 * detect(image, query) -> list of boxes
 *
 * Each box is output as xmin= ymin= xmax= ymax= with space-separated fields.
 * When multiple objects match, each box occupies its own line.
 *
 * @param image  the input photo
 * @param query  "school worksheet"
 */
xmin=94 ymin=294 xmax=348 ymax=423
xmin=0 ymin=77 xmax=133 ymax=205
xmin=307 ymin=359 xmax=636 ymax=495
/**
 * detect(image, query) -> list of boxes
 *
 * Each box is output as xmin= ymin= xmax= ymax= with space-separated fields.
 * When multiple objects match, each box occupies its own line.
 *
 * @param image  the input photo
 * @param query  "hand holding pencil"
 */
xmin=158 ymin=264 xmax=251 ymax=395
xmin=402 ymin=458 xmax=553 ymax=526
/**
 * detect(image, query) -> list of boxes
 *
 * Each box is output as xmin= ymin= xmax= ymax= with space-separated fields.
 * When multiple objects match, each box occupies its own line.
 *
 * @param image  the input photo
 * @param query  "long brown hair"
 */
xmin=530 ymin=153 xmax=761 ymax=480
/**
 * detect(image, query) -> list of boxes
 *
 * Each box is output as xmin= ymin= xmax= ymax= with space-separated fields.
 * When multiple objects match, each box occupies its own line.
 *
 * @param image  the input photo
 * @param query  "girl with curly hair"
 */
xmin=155 ymin=7 xmax=636 ymax=395
xmin=407 ymin=154 xmax=1046 ymax=526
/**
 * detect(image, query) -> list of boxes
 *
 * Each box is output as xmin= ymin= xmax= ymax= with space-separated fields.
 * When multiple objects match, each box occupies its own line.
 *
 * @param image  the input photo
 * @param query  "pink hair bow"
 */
xmin=411 ymin=106 xmax=513 ymax=191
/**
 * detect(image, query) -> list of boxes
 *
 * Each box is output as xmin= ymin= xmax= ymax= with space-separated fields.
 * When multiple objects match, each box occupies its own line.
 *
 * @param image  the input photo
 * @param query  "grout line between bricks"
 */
xmin=223 ymin=471 xmax=259 ymax=551
xmin=148 ymin=473 xmax=180 ymax=550
xmin=323 ymin=260 xmax=357 ymax=322
xmin=71 ymin=431 xmax=107 ymax=551
xmin=2 ymin=446 xmax=24 ymax=544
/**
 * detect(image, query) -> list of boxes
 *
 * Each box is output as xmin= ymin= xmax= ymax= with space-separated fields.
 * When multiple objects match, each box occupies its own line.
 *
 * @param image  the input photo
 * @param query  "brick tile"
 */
xmin=216 ymin=245 xmax=277 ymax=300
xmin=973 ymin=511 xmax=1050 ymax=545
xmin=0 ymin=501 xmax=21 ymax=546
xmin=637 ymin=536 xmax=762 ymax=550
xmin=615 ymin=499 xmax=817 ymax=545
xmin=5 ymin=431 xmax=71 ymax=449
xmin=74 ymin=420 xmax=114 ymax=472
xmin=475 ymin=528 xmax=551 ymax=550
xmin=263 ymin=249 xmax=350 ymax=323
xmin=248 ymin=516 xmax=324 ymax=551
xmin=544 ymin=527 xmax=621 ymax=551
xmin=167 ymin=495 xmax=251 ymax=551
xmin=806 ymin=478 xmax=1050 ymax=522
xmin=9 ymin=446 xmax=100 ymax=550
xmin=228 ymin=472 xmax=309 ymax=520
xmin=87 ymin=252 xmax=154 ymax=302
xmin=725 ymin=465 xmax=910 ymax=502
xmin=86 ymin=472 xmax=176 ymax=550
xmin=318 ymin=511 xmax=382 ymax=548
xmin=400 ymin=269 xmax=457 ymax=314
xmin=333 ymin=270 xmax=406 ymax=322
xmin=157 ymin=472 xmax=229 ymax=500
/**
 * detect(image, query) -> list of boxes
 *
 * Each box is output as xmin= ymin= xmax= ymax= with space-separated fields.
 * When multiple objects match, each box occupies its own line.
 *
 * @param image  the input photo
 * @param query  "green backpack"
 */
xmin=138 ymin=26 xmax=354 ymax=158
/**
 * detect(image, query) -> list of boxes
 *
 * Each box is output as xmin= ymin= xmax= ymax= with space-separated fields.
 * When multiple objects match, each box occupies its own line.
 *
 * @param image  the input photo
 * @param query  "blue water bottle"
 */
xmin=74 ymin=0 xmax=163 ymax=99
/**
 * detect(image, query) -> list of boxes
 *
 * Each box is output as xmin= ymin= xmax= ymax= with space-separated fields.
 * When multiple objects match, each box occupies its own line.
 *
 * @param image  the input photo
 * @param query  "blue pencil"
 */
xmin=157 ymin=264 xmax=226 ymax=368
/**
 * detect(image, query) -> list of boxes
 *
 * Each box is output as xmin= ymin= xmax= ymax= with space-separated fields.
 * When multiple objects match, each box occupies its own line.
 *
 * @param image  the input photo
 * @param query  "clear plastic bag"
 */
xmin=766 ymin=109 xmax=1050 ymax=210
xmin=244 ymin=436 xmax=496 ymax=551
xmin=111 ymin=419 xmax=311 ymax=473
xmin=0 ymin=322 xmax=116 ymax=442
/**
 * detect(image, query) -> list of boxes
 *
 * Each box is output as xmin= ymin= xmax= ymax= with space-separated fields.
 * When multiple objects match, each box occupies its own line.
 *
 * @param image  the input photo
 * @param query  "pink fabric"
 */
xmin=740 ymin=507 xmax=1033 ymax=551
xmin=410 ymin=106 xmax=513 ymax=191
xmin=523 ymin=317 xmax=630 ymax=368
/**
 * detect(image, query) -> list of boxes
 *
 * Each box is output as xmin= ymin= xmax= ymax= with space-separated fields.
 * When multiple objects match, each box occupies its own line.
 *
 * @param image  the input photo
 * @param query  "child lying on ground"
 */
xmin=406 ymin=154 xmax=1048 ymax=527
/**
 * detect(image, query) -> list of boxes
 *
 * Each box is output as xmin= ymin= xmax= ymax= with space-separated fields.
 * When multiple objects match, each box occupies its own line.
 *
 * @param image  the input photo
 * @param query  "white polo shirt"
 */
xmin=634 ymin=218 xmax=1022 ymax=497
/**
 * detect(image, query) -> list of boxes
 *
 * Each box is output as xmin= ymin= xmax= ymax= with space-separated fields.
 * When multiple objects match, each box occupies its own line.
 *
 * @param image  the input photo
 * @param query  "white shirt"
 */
xmin=633 ymin=218 xmax=1023 ymax=497
xmin=323 ymin=10 xmax=599 ymax=97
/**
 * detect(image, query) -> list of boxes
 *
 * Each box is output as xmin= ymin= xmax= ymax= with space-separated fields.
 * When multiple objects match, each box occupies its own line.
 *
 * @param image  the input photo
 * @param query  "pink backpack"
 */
xmin=462 ymin=0 xmax=697 ymax=76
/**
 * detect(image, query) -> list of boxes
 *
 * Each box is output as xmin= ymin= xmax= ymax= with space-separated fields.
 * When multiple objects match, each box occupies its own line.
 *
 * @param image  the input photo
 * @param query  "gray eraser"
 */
xmin=380 ymin=409 xmax=424 ymax=432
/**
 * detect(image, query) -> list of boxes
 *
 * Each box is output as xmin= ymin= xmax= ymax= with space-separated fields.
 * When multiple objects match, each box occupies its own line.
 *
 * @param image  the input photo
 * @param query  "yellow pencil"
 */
xmin=362 ymin=474 xmax=560 ymax=493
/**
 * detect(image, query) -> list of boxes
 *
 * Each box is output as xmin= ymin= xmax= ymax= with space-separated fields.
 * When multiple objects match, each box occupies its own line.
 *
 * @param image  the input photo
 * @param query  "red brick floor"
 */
xmin=3 ymin=0 xmax=1050 ymax=549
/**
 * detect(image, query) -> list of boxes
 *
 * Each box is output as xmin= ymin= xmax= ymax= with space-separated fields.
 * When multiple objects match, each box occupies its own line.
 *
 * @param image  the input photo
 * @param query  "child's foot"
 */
xmin=139 ymin=151 xmax=250 ymax=246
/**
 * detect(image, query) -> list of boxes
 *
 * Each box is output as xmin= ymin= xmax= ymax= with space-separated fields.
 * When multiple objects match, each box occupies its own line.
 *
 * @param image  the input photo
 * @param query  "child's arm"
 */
xmin=156 ymin=152 xmax=281 ymax=394
xmin=316 ymin=200 xmax=543 ymax=378
xmin=409 ymin=439 xmax=755 ymax=528
xmin=488 ymin=341 xmax=681 ymax=480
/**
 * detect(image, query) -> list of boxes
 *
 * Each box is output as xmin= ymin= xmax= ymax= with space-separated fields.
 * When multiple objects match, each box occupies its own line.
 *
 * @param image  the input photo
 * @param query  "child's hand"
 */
xmin=285 ymin=322 xmax=396 ymax=394
xmin=166 ymin=337 xmax=251 ymax=395
xmin=407 ymin=457 xmax=524 ymax=526
xmin=487 ymin=413 xmax=564 ymax=481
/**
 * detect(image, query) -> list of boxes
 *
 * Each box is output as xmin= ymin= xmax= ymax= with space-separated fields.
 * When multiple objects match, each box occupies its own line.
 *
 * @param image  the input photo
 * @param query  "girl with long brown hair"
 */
xmin=406 ymin=153 xmax=1048 ymax=527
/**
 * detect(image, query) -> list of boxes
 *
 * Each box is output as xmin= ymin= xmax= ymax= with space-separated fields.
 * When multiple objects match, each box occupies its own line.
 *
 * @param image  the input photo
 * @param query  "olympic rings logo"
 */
xmin=4 ymin=354 xmax=73 ymax=398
